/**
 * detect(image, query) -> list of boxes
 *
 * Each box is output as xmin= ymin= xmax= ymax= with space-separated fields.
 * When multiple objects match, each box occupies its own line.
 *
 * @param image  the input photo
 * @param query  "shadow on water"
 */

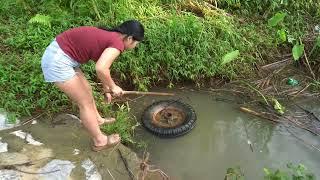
xmin=130 ymin=88 xmax=320 ymax=180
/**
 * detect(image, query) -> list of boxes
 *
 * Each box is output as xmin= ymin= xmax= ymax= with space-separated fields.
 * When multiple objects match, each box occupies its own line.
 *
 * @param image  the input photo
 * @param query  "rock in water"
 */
xmin=39 ymin=159 xmax=75 ymax=180
xmin=0 ymin=152 xmax=30 ymax=166
xmin=81 ymin=158 xmax=102 ymax=180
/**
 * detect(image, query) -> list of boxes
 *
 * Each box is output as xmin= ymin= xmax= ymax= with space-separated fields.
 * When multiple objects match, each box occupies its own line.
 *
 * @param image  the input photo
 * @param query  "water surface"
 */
xmin=131 ymin=89 xmax=320 ymax=179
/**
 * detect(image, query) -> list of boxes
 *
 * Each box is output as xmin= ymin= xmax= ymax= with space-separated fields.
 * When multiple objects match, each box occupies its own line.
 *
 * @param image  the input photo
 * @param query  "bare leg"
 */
xmin=75 ymin=68 xmax=115 ymax=125
xmin=55 ymin=74 xmax=119 ymax=146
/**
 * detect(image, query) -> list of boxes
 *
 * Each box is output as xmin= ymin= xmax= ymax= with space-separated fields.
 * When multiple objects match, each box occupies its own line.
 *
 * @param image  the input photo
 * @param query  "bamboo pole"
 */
xmin=105 ymin=90 xmax=175 ymax=96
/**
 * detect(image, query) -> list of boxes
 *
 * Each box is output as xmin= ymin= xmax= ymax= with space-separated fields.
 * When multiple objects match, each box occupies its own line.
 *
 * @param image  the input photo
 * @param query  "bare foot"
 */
xmin=98 ymin=117 xmax=116 ymax=125
xmin=93 ymin=134 xmax=121 ymax=151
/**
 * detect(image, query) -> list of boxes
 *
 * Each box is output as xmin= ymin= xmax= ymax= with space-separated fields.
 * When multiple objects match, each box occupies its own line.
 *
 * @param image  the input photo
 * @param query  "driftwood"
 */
xmin=239 ymin=107 xmax=281 ymax=123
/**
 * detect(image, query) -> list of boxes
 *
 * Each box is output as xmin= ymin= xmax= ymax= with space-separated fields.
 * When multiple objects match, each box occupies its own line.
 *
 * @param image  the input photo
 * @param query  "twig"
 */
xmin=130 ymin=95 xmax=145 ymax=102
xmin=295 ymin=104 xmax=320 ymax=122
xmin=261 ymin=58 xmax=291 ymax=70
xmin=241 ymin=81 xmax=270 ymax=106
xmin=291 ymin=84 xmax=311 ymax=98
xmin=107 ymin=168 xmax=115 ymax=180
xmin=2 ymin=165 xmax=59 ymax=175
xmin=118 ymin=149 xmax=134 ymax=180
xmin=283 ymin=116 xmax=320 ymax=136
xmin=303 ymin=48 xmax=316 ymax=79
xmin=16 ymin=168 xmax=60 ymax=175
xmin=107 ymin=143 xmax=121 ymax=159
xmin=20 ymin=113 xmax=44 ymax=126
xmin=206 ymin=88 xmax=245 ymax=94
xmin=241 ymin=119 xmax=254 ymax=152
xmin=285 ymin=126 xmax=320 ymax=152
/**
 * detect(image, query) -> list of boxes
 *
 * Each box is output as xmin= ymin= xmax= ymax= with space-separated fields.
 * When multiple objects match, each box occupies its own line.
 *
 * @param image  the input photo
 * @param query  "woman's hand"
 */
xmin=102 ymin=85 xmax=113 ymax=103
xmin=111 ymin=85 xmax=123 ymax=96
xmin=105 ymin=93 xmax=112 ymax=103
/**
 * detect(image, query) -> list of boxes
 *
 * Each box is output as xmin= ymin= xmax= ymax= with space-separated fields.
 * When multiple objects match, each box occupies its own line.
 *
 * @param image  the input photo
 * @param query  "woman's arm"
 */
xmin=95 ymin=48 xmax=123 ymax=96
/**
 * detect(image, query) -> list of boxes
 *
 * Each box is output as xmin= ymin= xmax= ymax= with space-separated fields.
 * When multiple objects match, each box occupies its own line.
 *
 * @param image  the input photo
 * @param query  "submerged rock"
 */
xmin=0 ymin=137 xmax=8 ymax=153
xmin=39 ymin=159 xmax=75 ymax=180
xmin=0 ymin=152 xmax=30 ymax=166
xmin=0 ymin=170 xmax=21 ymax=180
xmin=81 ymin=158 xmax=102 ymax=180
xmin=10 ymin=130 xmax=43 ymax=146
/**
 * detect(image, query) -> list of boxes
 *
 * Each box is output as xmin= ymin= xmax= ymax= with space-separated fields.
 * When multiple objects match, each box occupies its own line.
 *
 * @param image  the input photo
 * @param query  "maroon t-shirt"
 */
xmin=56 ymin=26 xmax=125 ymax=63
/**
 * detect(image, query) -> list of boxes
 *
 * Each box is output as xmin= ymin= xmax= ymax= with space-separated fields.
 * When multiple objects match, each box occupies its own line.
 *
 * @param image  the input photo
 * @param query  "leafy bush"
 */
xmin=264 ymin=163 xmax=315 ymax=180
xmin=225 ymin=164 xmax=315 ymax=180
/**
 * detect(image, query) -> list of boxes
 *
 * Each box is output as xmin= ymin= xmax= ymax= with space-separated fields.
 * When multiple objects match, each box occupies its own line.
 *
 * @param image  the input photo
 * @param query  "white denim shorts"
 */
xmin=41 ymin=39 xmax=80 ymax=82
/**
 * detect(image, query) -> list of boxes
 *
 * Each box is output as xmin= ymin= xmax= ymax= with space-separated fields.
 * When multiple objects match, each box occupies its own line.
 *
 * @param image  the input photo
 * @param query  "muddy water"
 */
xmin=131 ymin=89 xmax=320 ymax=180
xmin=0 ymin=114 xmax=141 ymax=180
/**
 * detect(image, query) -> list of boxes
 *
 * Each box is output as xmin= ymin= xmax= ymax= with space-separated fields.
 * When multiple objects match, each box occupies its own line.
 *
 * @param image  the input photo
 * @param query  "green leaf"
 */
xmin=292 ymin=43 xmax=305 ymax=61
xmin=28 ymin=14 xmax=52 ymax=27
xmin=277 ymin=29 xmax=287 ymax=42
xmin=264 ymin=168 xmax=271 ymax=176
xmin=268 ymin=12 xmax=287 ymax=27
xmin=315 ymin=36 xmax=320 ymax=47
xmin=221 ymin=50 xmax=240 ymax=65
xmin=272 ymin=98 xmax=285 ymax=115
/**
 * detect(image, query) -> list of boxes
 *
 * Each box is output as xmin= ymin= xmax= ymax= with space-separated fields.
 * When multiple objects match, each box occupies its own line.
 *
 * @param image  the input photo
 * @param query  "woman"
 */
xmin=41 ymin=20 xmax=144 ymax=151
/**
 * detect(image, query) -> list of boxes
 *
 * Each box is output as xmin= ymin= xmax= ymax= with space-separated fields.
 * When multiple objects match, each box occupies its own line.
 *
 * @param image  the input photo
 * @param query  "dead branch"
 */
xmin=295 ymin=104 xmax=320 ymax=122
xmin=239 ymin=107 xmax=281 ymax=123
xmin=285 ymin=126 xmax=320 ymax=152
xmin=291 ymin=84 xmax=311 ymax=98
xmin=19 ymin=113 xmax=44 ymax=126
xmin=261 ymin=58 xmax=292 ymax=70
xmin=137 ymin=151 xmax=169 ymax=180
xmin=283 ymin=116 xmax=320 ymax=136
xmin=117 ymin=149 xmax=134 ymax=180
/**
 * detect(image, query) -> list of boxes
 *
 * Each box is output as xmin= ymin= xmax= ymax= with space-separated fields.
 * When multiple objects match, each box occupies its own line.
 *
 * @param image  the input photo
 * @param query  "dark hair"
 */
xmin=99 ymin=20 xmax=145 ymax=41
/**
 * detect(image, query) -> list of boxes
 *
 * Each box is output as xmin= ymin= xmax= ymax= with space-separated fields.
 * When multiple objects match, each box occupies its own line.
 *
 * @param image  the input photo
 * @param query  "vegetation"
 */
xmin=225 ymin=163 xmax=315 ymax=180
xmin=1 ymin=0 xmax=319 ymax=144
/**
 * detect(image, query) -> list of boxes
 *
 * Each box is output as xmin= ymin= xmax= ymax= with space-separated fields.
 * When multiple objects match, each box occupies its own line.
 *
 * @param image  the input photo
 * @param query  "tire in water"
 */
xmin=141 ymin=100 xmax=197 ymax=138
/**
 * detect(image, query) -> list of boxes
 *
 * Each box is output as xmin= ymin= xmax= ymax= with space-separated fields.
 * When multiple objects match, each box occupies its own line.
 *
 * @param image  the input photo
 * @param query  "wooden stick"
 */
xmin=105 ymin=90 xmax=175 ymax=96
xmin=303 ymin=47 xmax=316 ymax=79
